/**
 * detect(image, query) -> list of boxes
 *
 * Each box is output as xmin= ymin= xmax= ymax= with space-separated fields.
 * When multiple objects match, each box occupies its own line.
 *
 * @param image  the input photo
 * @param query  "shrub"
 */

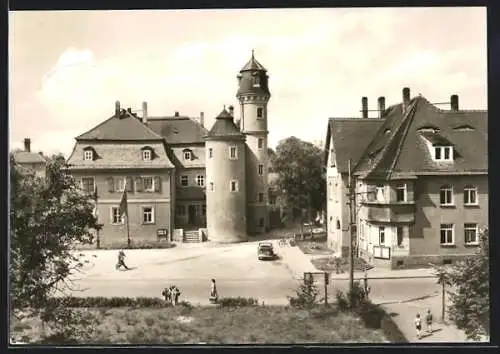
xmin=217 ymin=297 xmax=259 ymax=308
xmin=46 ymin=296 xmax=171 ymax=308
xmin=335 ymin=281 xmax=368 ymax=312
xmin=288 ymin=275 xmax=320 ymax=309
xmin=335 ymin=291 xmax=349 ymax=312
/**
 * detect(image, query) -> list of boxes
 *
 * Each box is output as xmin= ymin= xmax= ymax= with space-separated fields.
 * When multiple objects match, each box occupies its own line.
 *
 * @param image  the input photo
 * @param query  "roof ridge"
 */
xmin=420 ymin=96 xmax=486 ymax=114
xmin=123 ymin=111 xmax=165 ymax=140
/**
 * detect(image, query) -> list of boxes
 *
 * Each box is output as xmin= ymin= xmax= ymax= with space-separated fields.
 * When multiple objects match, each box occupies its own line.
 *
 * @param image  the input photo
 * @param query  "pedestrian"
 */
xmin=415 ymin=313 xmax=422 ymax=339
xmin=425 ymin=308 xmax=433 ymax=333
xmin=115 ymin=249 xmax=130 ymax=270
xmin=169 ymin=284 xmax=180 ymax=306
xmin=161 ymin=287 xmax=171 ymax=303
xmin=209 ymin=278 xmax=218 ymax=303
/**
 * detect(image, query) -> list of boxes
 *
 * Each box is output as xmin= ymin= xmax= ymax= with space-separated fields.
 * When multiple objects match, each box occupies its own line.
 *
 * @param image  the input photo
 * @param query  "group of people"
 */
xmin=162 ymin=284 xmax=181 ymax=306
xmin=415 ymin=309 xmax=434 ymax=339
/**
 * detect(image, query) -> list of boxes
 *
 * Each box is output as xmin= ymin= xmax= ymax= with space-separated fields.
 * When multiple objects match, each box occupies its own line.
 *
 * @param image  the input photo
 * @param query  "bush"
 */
xmin=288 ymin=275 xmax=320 ymax=309
xmin=46 ymin=296 xmax=171 ymax=308
xmin=335 ymin=281 xmax=368 ymax=312
xmin=217 ymin=297 xmax=259 ymax=308
xmin=335 ymin=291 xmax=349 ymax=312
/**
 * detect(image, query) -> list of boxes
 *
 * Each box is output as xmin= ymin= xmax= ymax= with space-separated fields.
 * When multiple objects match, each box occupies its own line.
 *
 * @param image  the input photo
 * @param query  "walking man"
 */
xmin=425 ymin=309 xmax=433 ymax=333
xmin=209 ymin=278 xmax=218 ymax=303
xmin=116 ymin=249 xmax=130 ymax=270
xmin=415 ymin=313 xmax=422 ymax=340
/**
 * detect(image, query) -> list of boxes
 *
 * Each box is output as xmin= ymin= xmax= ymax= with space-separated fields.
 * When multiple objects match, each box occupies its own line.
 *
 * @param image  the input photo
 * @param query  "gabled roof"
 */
xmin=240 ymin=52 xmax=267 ymax=72
xmin=205 ymin=108 xmax=244 ymax=139
xmin=76 ymin=111 xmax=164 ymax=141
xmin=355 ymin=96 xmax=487 ymax=179
xmin=11 ymin=150 xmax=47 ymax=164
xmin=147 ymin=117 xmax=208 ymax=145
xmin=324 ymin=118 xmax=385 ymax=173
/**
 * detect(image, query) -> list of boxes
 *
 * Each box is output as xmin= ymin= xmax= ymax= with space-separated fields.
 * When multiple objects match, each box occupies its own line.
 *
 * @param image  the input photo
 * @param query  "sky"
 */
xmin=9 ymin=7 xmax=487 ymax=156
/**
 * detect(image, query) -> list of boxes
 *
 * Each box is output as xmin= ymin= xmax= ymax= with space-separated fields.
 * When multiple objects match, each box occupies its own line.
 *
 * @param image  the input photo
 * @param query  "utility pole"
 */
xmin=348 ymin=159 xmax=355 ymax=305
xmin=324 ymin=272 xmax=329 ymax=306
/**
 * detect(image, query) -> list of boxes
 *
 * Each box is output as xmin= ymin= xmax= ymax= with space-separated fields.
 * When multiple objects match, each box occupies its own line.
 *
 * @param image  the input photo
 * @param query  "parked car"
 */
xmin=258 ymin=242 xmax=276 ymax=261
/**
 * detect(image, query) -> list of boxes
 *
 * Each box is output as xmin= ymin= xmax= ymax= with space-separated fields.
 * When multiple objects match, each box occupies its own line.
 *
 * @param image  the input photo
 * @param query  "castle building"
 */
xmin=11 ymin=138 xmax=47 ymax=178
xmin=67 ymin=52 xmax=272 ymax=246
xmin=325 ymin=88 xmax=488 ymax=269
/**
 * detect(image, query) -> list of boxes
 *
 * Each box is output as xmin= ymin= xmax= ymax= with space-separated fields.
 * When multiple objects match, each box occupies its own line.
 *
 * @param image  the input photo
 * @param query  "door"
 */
xmin=188 ymin=205 xmax=196 ymax=226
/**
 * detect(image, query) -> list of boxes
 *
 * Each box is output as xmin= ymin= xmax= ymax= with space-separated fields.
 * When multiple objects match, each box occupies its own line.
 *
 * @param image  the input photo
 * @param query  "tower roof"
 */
xmin=205 ymin=107 xmax=244 ymax=140
xmin=239 ymin=50 xmax=267 ymax=72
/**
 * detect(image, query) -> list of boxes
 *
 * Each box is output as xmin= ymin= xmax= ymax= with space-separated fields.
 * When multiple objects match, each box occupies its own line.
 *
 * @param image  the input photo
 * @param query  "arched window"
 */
xmin=463 ymin=185 xmax=478 ymax=205
xmin=439 ymin=185 xmax=453 ymax=205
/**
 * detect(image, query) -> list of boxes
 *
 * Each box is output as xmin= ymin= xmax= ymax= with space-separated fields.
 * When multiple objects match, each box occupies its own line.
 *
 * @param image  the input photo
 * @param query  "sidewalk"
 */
xmin=330 ymin=267 xmax=437 ymax=280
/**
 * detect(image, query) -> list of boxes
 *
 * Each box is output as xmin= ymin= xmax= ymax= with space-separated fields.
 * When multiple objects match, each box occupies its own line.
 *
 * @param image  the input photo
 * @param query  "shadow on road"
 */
xmin=419 ymin=328 xmax=443 ymax=339
xmin=378 ymin=293 xmax=438 ymax=306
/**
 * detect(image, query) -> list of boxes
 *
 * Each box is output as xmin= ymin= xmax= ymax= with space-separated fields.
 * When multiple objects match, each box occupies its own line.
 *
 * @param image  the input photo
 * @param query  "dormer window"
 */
xmin=252 ymin=73 xmax=261 ymax=87
xmin=434 ymin=146 xmax=453 ymax=161
xmin=183 ymin=149 xmax=192 ymax=161
xmin=143 ymin=150 xmax=151 ymax=161
xmin=83 ymin=147 xmax=94 ymax=161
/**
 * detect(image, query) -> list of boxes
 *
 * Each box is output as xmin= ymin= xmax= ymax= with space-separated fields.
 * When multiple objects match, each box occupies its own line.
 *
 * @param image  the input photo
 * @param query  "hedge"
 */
xmin=45 ymin=296 xmax=172 ymax=308
xmin=217 ymin=297 xmax=259 ymax=308
xmin=356 ymin=303 xmax=408 ymax=343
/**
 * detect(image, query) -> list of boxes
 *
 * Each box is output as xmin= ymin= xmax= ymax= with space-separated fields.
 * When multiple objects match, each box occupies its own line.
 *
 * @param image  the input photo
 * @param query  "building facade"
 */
xmin=12 ymin=138 xmax=47 ymax=178
xmin=67 ymin=52 xmax=272 ymax=245
xmin=325 ymin=88 xmax=487 ymax=268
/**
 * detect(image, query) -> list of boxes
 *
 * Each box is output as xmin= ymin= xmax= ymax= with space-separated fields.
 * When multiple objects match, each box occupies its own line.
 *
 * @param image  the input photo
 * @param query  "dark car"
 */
xmin=258 ymin=242 xmax=276 ymax=261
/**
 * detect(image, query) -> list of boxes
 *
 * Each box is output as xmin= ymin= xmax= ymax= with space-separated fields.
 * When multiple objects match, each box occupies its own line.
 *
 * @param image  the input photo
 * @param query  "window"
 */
xmin=230 ymin=179 xmax=239 ymax=192
xmin=440 ymin=224 xmax=454 ymax=245
xmin=196 ymin=175 xmax=205 ymax=187
xmin=176 ymin=205 xmax=186 ymax=216
xmin=209 ymin=148 xmax=213 ymax=158
xmin=229 ymin=146 xmax=238 ymax=160
xmin=258 ymin=164 xmax=264 ymax=175
xmin=202 ymin=205 xmax=206 ymax=216
xmin=143 ymin=150 xmax=151 ymax=161
xmin=143 ymin=177 xmax=154 ymax=192
xmin=464 ymin=185 xmax=478 ymax=205
xmin=440 ymin=185 xmax=453 ymax=206
xmin=258 ymin=138 xmax=264 ymax=149
xmin=464 ymin=223 xmax=478 ymax=244
xmin=84 ymin=150 xmax=93 ymax=161
xmin=397 ymin=227 xmax=404 ymax=247
xmin=142 ymin=206 xmax=154 ymax=224
xmin=379 ymin=227 xmax=385 ymax=245
xmin=257 ymin=107 xmax=263 ymax=118
xmin=258 ymin=192 xmax=264 ymax=203
xmin=395 ymin=184 xmax=406 ymax=202
xmin=336 ymin=219 xmax=341 ymax=230
xmin=180 ymin=175 xmax=188 ymax=187
xmin=116 ymin=177 xmax=126 ymax=192
xmin=81 ymin=177 xmax=95 ymax=194
xmin=376 ymin=185 xmax=385 ymax=202
xmin=184 ymin=150 xmax=192 ymax=161
xmin=259 ymin=218 xmax=265 ymax=227
xmin=209 ymin=182 xmax=214 ymax=191
xmin=111 ymin=207 xmax=124 ymax=225
xmin=434 ymin=146 xmax=453 ymax=161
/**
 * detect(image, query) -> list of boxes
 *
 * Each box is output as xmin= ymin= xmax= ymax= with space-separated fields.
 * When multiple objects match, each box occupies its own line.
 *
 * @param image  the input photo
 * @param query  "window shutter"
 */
xmin=126 ymin=177 xmax=134 ymax=192
xmin=154 ymin=176 xmax=161 ymax=192
xmin=135 ymin=177 xmax=144 ymax=192
xmin=107 ymin=177 xmax=114 ymax=193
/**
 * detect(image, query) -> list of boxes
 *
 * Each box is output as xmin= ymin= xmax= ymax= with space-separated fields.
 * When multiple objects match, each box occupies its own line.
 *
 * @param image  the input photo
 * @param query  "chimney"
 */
xmin=402 ymin=87 xmax=411 ymax=112
xmin=115 ymin=100 xmax=120 ymax=116
xmin=142 ymin=102 xmax=148 ymax=124
xmin=361 ymin=97 xmax=368 ymax=118
xmin=450 ymin=94 xmax=459 ymax=111
xmin=24 ymin=138 xmax=31 ymax=152
xmin=174 ymin=111 xmax=179 ymax=117
xmin=378 ymin=96 xmax=386 ymax=118
xmin=200 ymin=112 xmax=204 ymax=127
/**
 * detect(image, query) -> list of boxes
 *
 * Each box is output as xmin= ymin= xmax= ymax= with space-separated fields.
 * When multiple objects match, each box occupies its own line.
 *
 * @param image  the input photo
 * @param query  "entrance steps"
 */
xmin=183 ymin=230 xmax=200 ymax=243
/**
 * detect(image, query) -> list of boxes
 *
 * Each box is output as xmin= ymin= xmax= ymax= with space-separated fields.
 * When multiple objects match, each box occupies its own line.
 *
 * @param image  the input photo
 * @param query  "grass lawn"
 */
xmin=311 ymin=256 xmax=373 ymax=273
xmin=11 ymin=305 xmax=387 ymax=344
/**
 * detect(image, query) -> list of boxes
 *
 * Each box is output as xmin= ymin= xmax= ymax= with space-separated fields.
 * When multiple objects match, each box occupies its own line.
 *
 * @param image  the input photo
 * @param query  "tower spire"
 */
xmin=251 ymin=49 xmax=255 ymax=59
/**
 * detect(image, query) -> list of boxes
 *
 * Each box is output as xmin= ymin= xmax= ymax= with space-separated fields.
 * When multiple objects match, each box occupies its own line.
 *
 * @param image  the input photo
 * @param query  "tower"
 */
xmin=236 ymin=51 xmax=271 ymax=235
xmin=204 ymin=107 xmax=248 ymax=242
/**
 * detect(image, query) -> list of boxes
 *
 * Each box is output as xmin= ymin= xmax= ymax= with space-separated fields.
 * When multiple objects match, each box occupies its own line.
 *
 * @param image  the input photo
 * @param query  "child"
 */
xmin=161 ymin=287 xmax=171 ymax=302
xmin=415 ymin=313 xmax=422 ymax=339
xmin=425 ymin=309 xmax=433 ymax=333
xmin=115 ymin=249 xmax=129 ymax=270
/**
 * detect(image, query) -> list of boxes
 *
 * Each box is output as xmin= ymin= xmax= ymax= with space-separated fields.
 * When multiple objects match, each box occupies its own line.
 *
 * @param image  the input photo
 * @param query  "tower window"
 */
xmin=209 ymin=182 xmax=214 ymax=191
xmin=258 ymin=164 xmax=264 ymax=175
xmin=230 ymin=179 xmax=239 ymax=192
xmin=257 ymin=107 xmax=263 ymax=118
xmin=208 ymin=148 xmax=213 ymax=158
xmin=229 ymin=146 xmax=238 ymax=160
xmin=258 ymin=138 xmax=264 ymax=149
xmin=258 ymin=192 xmax=264 ymax=203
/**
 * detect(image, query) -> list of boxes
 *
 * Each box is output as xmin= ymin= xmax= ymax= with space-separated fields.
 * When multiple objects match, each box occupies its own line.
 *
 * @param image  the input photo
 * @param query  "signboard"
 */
xmin=373 ymin=245 xmax=391 ymax=260
xmin=156 ymin=228 xmax=168 ymax=237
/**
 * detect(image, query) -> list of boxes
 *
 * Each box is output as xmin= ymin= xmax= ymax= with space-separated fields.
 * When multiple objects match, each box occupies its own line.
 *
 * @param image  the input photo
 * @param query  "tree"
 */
xmin=433 ymin=228 xmax=489 ymax=341
xmin=271 ymin=136 xmax=326 ymax=224
xmin=10 ymin=154 xmax=99 ymax=343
